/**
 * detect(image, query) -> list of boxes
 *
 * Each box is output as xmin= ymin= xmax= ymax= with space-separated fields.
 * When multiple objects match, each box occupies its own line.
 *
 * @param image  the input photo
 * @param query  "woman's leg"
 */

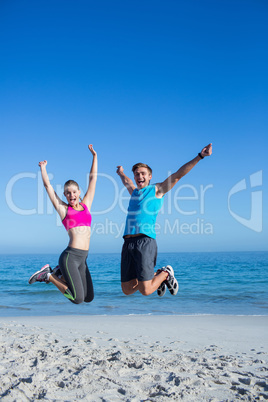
xmin=28 ymin=264 xmax=66 ymax=293
xmin=79 ymin=260 xmax=94 ymax=303
xmin=48 ymin=274 xmax=68 ymax=294
xmin=59 ymin=248 xmax=85 ymax=304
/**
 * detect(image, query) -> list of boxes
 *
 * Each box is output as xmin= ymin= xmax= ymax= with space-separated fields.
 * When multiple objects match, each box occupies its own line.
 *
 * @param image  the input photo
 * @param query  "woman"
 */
xmin=28 ymin=144 xmax=97 ymax=305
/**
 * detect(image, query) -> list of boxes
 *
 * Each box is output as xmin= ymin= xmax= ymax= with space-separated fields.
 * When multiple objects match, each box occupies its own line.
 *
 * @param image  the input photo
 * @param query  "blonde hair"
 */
xmin=64 ymin=179 xmax=79 ymax=191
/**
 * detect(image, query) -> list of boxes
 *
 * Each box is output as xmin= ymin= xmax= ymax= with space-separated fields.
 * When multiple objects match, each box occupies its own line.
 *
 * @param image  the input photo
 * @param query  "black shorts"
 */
xmin=121 ymin=235 xmax=157 ymax=282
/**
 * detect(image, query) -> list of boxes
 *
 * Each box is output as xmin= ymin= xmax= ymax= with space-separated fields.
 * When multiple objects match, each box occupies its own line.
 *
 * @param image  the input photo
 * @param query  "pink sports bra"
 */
xmin=62 ymin=203 xmax=92 ymax=231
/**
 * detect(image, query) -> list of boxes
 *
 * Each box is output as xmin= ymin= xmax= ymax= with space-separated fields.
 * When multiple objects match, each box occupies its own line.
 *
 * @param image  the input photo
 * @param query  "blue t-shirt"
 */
xmin=123 ymin=184 xmax=164 ymax=239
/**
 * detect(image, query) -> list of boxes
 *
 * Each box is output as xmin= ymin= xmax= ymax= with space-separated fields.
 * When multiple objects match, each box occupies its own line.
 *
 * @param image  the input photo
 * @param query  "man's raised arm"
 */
xmin=156 ymin=143 xmax=212 ymax=197
xmin=116 ymin=165 xmax=136 ymax=195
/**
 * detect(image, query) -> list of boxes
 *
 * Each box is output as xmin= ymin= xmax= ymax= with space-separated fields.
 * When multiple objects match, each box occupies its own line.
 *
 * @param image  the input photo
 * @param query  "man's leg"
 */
xmin=121 ymin=238 xmax=138 ymax=295
xmin=122 ymin=270 xmax=168 ymax=296
xmin=121 ymin=236 xmax=169 ymax=296
xmin=132 ymin=236 xmax=168 ymax=296
xmin=121 ymin=279 xmax=139 ymax=295
xmin=137 ymin=270 xmax=168 ymax=296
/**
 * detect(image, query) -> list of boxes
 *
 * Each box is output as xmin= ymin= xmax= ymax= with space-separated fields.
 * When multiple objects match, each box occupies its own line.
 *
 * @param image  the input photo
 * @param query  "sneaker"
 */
xmin=164 ymin=265 xmax=179 ymax=296
xmin=52 ymin=265 xmax=62 ymax=277
xmin=28 ymin=264 xmax=52 ymax=284
xmin=157 ymin=281 xmax=166 ymax=297
xmin=156 ymin=267 xmax=167 ymax=297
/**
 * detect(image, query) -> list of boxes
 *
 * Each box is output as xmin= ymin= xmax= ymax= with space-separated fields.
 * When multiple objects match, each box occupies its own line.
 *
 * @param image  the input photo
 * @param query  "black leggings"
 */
xmin=59 ymin=246 xmax=94 ymax=304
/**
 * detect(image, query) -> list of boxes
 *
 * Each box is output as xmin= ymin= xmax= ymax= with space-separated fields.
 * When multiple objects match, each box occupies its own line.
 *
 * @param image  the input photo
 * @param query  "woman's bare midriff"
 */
xmin=67 ymin=226 xmax=91 ymax=250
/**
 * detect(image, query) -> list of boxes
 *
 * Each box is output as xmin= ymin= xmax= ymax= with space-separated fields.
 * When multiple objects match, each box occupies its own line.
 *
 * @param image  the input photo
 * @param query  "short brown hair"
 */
xmin=132 ymin=163 xmax=152 ymax=175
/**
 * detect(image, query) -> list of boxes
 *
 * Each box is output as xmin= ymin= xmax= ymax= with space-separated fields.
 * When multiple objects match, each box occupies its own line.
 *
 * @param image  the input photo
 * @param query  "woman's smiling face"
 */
xmin=64 ymin=184 xmax=81 ymax=207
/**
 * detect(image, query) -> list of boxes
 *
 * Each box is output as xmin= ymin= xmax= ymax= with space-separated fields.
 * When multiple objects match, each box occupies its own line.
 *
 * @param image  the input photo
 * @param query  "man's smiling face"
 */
xmin=133 ymin=167 xmax=152 ymax=189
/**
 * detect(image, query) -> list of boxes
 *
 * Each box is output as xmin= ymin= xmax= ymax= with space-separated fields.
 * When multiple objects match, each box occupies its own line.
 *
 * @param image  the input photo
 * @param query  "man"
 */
xmin=117 ymin=143 xmax=212 ymax=297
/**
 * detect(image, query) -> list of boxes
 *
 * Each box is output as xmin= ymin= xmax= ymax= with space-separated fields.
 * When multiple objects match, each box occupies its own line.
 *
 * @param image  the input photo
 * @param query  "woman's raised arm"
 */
xmin=82 ymin=144 xmax=97 ymax=210
xmin=39 ymin=160 xmax=67 ymax=219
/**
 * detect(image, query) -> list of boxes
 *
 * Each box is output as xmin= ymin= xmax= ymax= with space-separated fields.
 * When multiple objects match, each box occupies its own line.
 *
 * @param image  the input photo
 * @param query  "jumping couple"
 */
xmin=29 ymin=143 xmax=212 ymax=305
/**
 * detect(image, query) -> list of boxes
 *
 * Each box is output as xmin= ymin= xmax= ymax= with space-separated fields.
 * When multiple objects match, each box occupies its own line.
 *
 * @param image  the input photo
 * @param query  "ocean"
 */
xmin=1 ymin=251 xmax=267 ymax=317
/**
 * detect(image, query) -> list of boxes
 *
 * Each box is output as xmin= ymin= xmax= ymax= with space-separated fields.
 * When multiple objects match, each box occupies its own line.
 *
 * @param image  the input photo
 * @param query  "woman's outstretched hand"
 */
xmin=38 ymin=160 xmax=48 ymax=168
xmin=88 ymin=144 xmax=97 ymax=156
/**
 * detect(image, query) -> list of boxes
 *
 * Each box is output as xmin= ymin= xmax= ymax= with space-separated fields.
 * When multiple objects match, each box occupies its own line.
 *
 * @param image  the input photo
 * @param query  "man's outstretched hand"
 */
xmin=116 ymin=166 xmax=124 ymax=175
xmin=200 ymin=143 xmax=212 ymax=158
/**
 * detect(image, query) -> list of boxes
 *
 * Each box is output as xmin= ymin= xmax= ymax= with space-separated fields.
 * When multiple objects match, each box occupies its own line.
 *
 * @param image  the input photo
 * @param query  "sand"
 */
xmin=0 ymin=315 xmax=267 ymax=401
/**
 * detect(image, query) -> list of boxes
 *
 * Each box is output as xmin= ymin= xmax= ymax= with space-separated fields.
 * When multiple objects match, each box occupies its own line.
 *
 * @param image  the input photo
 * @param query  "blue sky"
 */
xmin=1 ymin=0 xmax=267 ymax=254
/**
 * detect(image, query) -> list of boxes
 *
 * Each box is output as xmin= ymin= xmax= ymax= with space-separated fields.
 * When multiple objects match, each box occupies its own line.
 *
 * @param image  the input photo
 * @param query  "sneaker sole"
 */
xmin=164 ymin=265 xmax=179 ymax=296
xmin=156 ymin=267 xmax=167 ymax=297
xmin=166 ymin=277 xmax=179 ymax=296
xmin=157 ymin=282 xmax=166 ymax=297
